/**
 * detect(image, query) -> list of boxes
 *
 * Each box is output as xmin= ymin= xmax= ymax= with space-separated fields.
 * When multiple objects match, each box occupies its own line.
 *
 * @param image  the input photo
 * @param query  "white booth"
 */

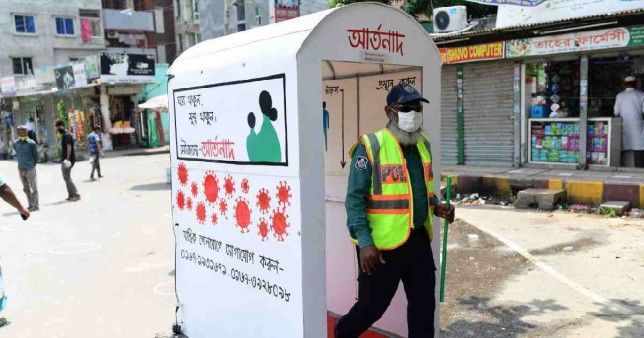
xmin=168 ymin=3 xmax=442 ymax=337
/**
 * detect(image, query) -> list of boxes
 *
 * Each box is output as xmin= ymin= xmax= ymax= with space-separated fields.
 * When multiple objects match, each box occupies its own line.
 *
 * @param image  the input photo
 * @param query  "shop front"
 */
xmin=436 ymin=18 xmax=644 ymax=171
xmin=507 ymin=26 xmax=644 ymax=169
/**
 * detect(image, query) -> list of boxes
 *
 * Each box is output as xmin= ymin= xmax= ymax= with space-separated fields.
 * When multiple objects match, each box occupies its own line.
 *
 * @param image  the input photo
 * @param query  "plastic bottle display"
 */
xmin=531 ymin=121 xmax=580 ymax=163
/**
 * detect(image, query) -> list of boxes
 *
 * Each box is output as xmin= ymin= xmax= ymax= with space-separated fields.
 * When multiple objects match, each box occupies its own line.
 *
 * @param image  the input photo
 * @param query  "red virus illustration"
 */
xmin=186 ymin=197 xmax=193 ymax=211
xmin=270 ymin=208 xmax=290 ymax=242
xmin=223 ymin=175 xmax=235 ymax=198
xmin=276 ymin=181 xmax=292 ymax=207
xmin=196 ymin=202 xmax=207 ymax=224
xmin=241 ymin=178 xmax=250 ymax=194
xmin=258 ymin=217 xmax=269 ymax=241
xmin=177 ymin=162 xmax=189 ymax=186
xmin=218 ymin=198 xmax=228 ymax=216
xmin=256 ymin=188 xmax=271 ymax=214
xmin=191 ymin=182 xmax=199 ymax=197
xmin=176 ymin=190 xmax=186 ymax=210
xmin=211 ymin=213 xmax=218 ymax=226
xmin=234 ymin=197 xmax=252 ymax=233
xmin=203 ymin=171 xmax=219 ymax=204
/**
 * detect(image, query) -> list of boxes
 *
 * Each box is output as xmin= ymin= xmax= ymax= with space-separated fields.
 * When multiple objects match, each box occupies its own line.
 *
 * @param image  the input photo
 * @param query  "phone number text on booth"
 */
xmin=180 ymin=249 xmax=291 ymax=302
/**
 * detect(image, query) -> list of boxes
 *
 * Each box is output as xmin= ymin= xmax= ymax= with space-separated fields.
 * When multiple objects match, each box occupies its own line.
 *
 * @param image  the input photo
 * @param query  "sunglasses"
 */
xmin=391 ymin=103 xmax=423 ymax=113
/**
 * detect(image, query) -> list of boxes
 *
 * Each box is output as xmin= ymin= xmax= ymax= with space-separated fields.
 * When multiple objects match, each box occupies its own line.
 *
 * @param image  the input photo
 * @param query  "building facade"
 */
xmin=0 ymin=0 xmax=105 ymax=80
xmin=198 ymin=0 xmax=328 ymax=41
xmin=175 ymin=0 xmax=202 ymax=55
xmin=101 ymin=0 xmax=177 ymax=63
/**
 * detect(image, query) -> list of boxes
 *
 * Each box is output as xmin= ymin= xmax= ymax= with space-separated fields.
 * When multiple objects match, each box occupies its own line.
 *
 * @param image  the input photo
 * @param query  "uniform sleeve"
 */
xmin=345 ymin=143 xmax=375 ymax=249
xmin=429 ymin=195 xmax=441 ymax=207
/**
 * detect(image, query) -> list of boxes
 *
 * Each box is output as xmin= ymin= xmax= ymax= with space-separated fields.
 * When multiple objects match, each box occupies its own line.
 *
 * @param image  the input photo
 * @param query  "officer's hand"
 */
xmin=435 ymin=203 xmax=455 ymax=223
xmin=19 ymin=207 xmax=30 ymax=221
xmin=360 ymin=245 xmax=386 ymax=276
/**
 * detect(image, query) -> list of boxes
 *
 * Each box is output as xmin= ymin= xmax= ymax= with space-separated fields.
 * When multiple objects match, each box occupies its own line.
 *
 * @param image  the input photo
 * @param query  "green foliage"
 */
xmin=56 ymin=100 xmax=68 ymax=127
xmin=599 ymin=207 xmax=617 ymax=218
xmin=326 ymin=0 xmax=496 ymax=19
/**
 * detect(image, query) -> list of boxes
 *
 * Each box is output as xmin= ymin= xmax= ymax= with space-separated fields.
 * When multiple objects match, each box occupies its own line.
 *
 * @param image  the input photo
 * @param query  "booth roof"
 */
xmin=172 ymin=8 xmax=333 ymax=67
xmin=171 ymin=4 xmax=419 ymax=80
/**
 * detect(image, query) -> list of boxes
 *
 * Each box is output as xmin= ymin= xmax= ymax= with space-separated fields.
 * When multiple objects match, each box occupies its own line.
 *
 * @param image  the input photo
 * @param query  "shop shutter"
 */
xmin=440 ymin=66 xmax=458 ymax=165
xmin=463 ymin=61 xmax=514 ymax=166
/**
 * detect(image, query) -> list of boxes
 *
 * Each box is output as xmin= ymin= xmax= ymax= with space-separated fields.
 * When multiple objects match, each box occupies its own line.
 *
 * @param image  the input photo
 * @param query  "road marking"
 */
xmin=48 ymin=242 xmax=101 ymax=255
xmin=458 ymin=215 xmax=635 ymax=315
xmin=154 ymin=280 xmax=175 ymax=296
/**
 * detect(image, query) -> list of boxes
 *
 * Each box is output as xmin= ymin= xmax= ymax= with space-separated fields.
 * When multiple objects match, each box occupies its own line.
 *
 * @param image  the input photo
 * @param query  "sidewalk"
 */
xmin=104 ymin=145 xmax=170 ymax=158
xmin=442 ymin=165 xmax=644 ymax=208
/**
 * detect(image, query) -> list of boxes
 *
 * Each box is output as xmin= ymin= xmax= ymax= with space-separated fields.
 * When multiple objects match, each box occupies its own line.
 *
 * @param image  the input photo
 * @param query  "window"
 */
xmin=14 ymin=15 xmax=36 ymax=34
xmin=176 ymin=0 xmax=181 ymax=18
xmin=192 ymin=0 xmax=199 ymax=19
xmin=178 ymin=34 xmax=184 ymax=52
xmin=255 ymin=7 xmax=261 ymax=25
xmin=193 ymin=32 xmax=201 ymax=44
xmin=79 ymin=9 xmax=102 ymax=42
xmin=12 ymin=57 xmax=33 ymax=75
xmin=237 ymin=23 xmax=246 ymax=32
xmin=236 ymin=3 xmax=245 ymax=22
xmin=55 ymin=17 xmax=75 ymax=36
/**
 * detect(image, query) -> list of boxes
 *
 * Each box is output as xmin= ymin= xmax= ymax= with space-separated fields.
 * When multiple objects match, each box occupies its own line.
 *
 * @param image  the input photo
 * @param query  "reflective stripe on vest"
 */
xmin=350 ymin=128 xmax=435 ymax=250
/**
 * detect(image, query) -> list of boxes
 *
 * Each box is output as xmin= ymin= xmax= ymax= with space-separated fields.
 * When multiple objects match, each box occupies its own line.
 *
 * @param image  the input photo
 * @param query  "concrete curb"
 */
xmin=442 ymin=173 xmax=644 ymax=208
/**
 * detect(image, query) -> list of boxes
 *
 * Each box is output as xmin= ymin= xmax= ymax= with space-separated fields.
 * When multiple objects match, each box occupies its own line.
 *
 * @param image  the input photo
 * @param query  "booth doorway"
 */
xmin=322 ymin=60 xmax=424 ymax=337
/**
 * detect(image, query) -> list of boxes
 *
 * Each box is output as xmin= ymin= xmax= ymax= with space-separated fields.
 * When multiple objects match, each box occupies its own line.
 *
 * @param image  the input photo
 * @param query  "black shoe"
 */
xmin=90 ymin=177 xmax=96 ymax=181
xmin=0 ymin=317 xmax=7 ymax=327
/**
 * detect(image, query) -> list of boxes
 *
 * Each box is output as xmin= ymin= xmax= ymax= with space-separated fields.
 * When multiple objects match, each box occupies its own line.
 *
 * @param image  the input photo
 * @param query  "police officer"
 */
xmin=335 ymin=83 xmax=455 ymax=338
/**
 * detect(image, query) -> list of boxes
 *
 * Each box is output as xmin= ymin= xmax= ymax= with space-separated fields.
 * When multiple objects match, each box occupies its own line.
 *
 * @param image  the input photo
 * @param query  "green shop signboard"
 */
xmin=506 ymin=26 xmax=644 ymax=58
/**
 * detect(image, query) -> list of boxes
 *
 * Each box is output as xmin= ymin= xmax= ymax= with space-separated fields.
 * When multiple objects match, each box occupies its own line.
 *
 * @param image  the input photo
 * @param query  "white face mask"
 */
xmin=397 ymin=111 xmax=423 ymax=133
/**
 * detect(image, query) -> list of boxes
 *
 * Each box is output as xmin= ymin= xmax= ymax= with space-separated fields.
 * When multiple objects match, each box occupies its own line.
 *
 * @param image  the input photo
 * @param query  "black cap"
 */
xmin=386 ymin=83 xmax=429 ymax=106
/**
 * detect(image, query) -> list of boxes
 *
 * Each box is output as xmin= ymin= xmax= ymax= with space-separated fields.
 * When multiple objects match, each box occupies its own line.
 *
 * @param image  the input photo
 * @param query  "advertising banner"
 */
xmin=439 ymin=41 xmax=505 ymax=64
xmin=0 ymin=77 xmax=16 ymax=95
xmin=274 ymin=0 xmax=299 ymax=22
xmin=173 ymin=75 xmax=288 ymax=165
xmin=506 ymin=26 xmax=644 ymax=58
xmin=82 ymin=55 xmax=100 ymax=79
xmin=100 ymin=52 xmax=155 ymax=84
xmin=54 ymin=64 xmax=88 ymax=90
xmin=55 ymin=66 xmax=75 ymax=90
xmin=497 ymin=0 xmax=644 ymax=28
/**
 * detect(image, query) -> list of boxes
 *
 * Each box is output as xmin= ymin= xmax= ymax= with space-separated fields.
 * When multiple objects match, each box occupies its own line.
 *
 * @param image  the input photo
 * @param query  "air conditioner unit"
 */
xmin=107 ymin=31 xmax=119 ymax=38
xmin=433 ymin=6 xmax=467 ymax=33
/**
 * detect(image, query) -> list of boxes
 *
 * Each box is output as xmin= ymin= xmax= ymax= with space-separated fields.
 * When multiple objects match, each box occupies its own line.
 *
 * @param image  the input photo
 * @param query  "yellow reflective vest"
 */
xmin=349 ymin=128 xmax=435 ymax=250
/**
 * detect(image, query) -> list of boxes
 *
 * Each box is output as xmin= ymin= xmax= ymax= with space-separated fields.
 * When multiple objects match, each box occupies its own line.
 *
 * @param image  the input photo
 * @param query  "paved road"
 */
xmin=442 ymin=206 xmax=644 ymax=338
xmin=0 ymin=154 xmax=642 ymax=337
xmin=0 ymin=154 xmax=176 ymax=338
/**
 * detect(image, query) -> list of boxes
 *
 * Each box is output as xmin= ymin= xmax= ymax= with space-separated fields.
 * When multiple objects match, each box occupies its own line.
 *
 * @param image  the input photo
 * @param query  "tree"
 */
xmin=327 ymin=0 xmax=497 ymax=20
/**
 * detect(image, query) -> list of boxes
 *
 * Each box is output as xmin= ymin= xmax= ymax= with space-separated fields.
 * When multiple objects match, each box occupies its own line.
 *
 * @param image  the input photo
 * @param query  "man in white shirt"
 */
xmin=614 ymin=76 xmax=644 ymax=167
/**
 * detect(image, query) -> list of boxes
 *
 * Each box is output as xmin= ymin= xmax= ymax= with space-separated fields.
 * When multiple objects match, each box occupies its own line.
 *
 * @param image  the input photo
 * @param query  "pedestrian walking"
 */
xmin=334 ymin=84 xmax=455 ymax=338
xmin=55 ymin=121 xmax=80 ymax=201
xmin=88 ymin=126 xmax=104 ymax=181
xmin=0 ymin=173 xmax=30 ymax=328
xmin=26 ymin=117 xmax=37 ymax=142
xmin=614 ymin=76 xmax=644 ymax=167
xmin=12 ymin=125 xmax=39 ymax=211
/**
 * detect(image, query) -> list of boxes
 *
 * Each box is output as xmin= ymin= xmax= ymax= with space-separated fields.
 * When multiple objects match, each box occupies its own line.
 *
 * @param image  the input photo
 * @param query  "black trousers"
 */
xmin=90 ymin=153 xmax=101 ymax=178
xmin=335 ymin=228 xmax=436 ymax=338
